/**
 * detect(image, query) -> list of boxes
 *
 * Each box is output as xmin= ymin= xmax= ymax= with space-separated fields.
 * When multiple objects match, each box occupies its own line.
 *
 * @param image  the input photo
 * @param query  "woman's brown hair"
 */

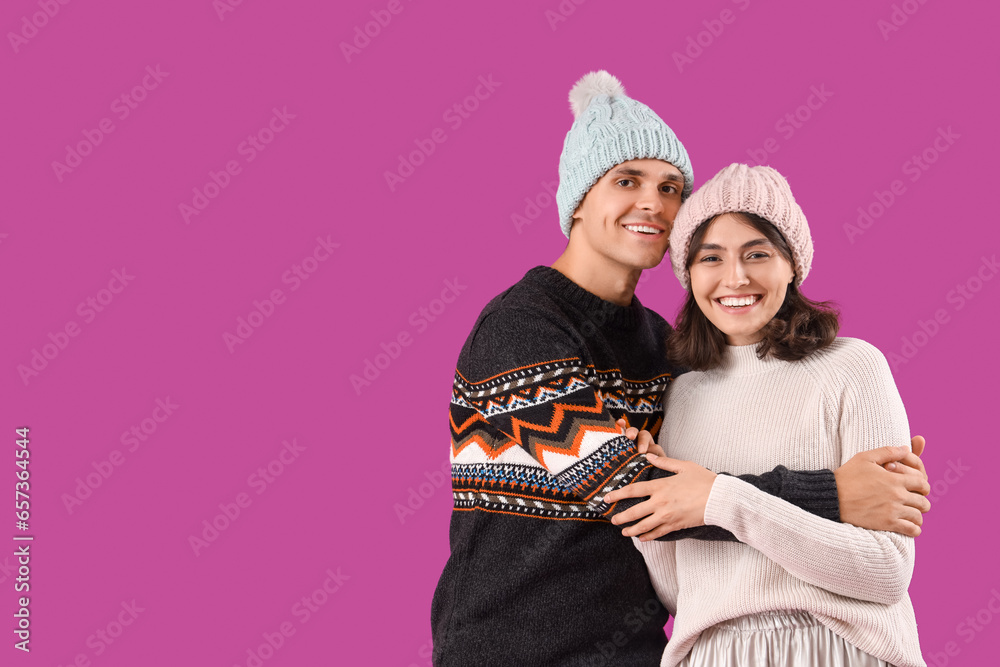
xmin=667 ymin=212 xmax=840 ymax=371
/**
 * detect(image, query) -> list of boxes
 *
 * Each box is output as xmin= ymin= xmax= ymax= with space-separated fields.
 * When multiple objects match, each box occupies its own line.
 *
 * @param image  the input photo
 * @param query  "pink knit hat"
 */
xmin=668 ymin=163 xmax=813 ymax=288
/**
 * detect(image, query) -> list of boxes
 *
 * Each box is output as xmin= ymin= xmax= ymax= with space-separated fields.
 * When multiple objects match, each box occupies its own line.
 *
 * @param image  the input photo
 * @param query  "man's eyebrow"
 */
xmin=609 ymin=167 xmax=684 ymax=183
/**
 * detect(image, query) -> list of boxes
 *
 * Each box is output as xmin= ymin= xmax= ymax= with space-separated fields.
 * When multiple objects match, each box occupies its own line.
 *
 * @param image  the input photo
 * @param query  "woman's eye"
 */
xmin=699 ymin=256 xmax=719 ymax=263
xmin=748 ymin=252 xmax=770 ymax=260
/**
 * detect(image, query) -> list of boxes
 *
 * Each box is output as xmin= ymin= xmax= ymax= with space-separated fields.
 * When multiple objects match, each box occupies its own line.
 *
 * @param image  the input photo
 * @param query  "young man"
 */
xmin=431 ymin=71 xmax=930 ymax=667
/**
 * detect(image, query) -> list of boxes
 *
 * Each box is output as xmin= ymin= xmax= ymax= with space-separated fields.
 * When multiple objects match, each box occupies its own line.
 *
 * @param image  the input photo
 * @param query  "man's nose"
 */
xmin=636 ymin=185 xmax=664 ymax=215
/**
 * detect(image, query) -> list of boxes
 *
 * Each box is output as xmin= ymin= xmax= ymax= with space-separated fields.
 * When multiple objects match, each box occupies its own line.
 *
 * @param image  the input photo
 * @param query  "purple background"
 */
xmin=1 ymin=0 xmax=997 ymax=665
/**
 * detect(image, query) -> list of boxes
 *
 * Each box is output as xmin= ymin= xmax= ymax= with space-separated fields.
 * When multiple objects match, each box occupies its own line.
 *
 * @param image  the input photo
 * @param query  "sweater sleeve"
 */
xmin=453 ymin=307 xmax=658 ymax=516
xmin=454 ymin=307 xmax=840 ymax=533
xmin=700 ymin=342 xmax=914 ymax=604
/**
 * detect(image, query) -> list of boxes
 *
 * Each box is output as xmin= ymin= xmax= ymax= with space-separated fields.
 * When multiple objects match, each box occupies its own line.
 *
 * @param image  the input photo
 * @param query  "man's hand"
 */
xmin=885 ymin=435 xmax=927 ymax=474
xmin=615 ymin=418 xmax=666 ymax=457
xmin=834 ymin=436 xmax=931 ymax=537
xmin=602 ymin=454 xmax=716 ymax=541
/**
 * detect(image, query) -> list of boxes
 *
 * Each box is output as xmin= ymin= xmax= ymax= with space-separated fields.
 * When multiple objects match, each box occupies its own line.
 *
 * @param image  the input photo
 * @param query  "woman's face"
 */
xmin=688 ymin=213 xmax=795 ymax=346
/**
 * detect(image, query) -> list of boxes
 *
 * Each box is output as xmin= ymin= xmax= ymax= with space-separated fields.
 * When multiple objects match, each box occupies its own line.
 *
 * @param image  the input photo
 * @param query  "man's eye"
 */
xmin=617 ymin=179 xmax=634 ymax=187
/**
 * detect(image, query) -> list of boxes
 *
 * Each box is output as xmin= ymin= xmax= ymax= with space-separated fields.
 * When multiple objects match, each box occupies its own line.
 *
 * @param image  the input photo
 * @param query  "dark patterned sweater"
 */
xmin=431 ymin=266 xmax=840 ymax=667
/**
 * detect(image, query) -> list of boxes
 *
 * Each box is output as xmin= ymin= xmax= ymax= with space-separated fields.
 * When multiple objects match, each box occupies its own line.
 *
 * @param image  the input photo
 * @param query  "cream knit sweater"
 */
xmin=635 ymin=337 xmax=924 ymax=667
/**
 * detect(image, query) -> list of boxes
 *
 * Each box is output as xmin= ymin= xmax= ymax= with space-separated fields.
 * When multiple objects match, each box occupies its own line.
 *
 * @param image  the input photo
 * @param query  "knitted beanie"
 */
xmin=669 ymin=163 xmax=813 ymax=288
xmin=556 ymin=71 xmax=693 ymax=238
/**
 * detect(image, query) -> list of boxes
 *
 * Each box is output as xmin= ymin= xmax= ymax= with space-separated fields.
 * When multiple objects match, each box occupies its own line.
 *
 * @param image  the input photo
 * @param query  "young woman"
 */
xmin=605 ymin=163 xmax=924 ymax=666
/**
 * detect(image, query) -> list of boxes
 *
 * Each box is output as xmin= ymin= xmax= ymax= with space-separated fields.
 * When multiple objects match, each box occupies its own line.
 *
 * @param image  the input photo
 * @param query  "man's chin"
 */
xmin=636 ymin=249 xmax=669 ymax=270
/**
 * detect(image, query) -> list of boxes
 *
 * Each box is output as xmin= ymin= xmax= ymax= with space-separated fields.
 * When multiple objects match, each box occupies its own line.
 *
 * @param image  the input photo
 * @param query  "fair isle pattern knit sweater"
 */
xmin=635 ymin=339 xmax=924 ymax=667
xmin=431 ymin=267 xmax=842 ymax=667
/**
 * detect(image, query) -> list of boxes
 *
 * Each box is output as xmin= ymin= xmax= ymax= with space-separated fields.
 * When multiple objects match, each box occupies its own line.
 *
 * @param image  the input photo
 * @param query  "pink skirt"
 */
xmin=676 ymin=611 xmax=895 ymax=667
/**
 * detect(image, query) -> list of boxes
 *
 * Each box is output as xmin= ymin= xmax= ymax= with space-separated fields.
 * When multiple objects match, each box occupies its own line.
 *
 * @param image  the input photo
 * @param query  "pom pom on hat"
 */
xmin=568 ymin=71 xmax=626 ymax=118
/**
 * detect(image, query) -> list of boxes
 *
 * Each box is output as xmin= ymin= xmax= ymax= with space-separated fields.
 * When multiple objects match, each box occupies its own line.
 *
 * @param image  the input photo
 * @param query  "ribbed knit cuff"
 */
xmin=718 ymin=466 xmax=841 ymax=524
xmin=775 ymin=468 xmax=841 ymax=523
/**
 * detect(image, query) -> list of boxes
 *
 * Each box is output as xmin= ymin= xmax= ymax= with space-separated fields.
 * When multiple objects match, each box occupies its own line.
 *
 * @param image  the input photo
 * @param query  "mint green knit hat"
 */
xmin=557 ymin=71 xmax=693 ymax=238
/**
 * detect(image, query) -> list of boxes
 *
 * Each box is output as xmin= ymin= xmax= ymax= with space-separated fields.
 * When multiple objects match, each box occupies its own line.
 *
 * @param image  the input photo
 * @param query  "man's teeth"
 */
xmin=624 ymin=225 xmax=659 ymax=234
xmin=719 ymin=296 xmax=758 ymax=307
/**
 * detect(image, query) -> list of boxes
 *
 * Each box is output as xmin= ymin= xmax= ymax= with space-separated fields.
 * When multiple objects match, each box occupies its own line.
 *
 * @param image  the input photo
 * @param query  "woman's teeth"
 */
xmin=718 ymin=296 xmax=759 ymax=307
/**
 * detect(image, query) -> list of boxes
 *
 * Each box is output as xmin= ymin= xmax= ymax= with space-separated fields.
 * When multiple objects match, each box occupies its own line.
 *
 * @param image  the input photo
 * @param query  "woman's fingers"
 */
xmin=608 ymin=498 xmax=654 ymax=525
xmin=622 ymin=513 xmax=675 ymax=538
xmin=635 ymin=524 xmax=678 ymax=541
xmin=644 ymin=454 xmax=685 ymax=473
xmin=604 ymin=480 xmax=655 ymax=505
xmin=645 ymin=444 xmax=666 ymax=457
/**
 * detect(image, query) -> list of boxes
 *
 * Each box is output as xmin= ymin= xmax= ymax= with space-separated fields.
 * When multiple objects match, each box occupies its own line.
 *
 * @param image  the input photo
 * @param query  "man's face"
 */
xmin=570 ymin=159 xmax=683 ymax=272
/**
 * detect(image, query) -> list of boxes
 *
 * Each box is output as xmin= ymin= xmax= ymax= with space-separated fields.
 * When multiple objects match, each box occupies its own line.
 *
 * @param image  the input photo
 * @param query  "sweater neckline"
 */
xmin=526 ymin=266 xmax=645 ymax=328
xmin=713 ymin=342 xmax=786 ymax=376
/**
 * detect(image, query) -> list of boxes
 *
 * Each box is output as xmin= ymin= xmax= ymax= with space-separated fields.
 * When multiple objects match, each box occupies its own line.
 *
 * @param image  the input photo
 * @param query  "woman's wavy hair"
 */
xmin=667 ymin=212 xmax=840 ymax=371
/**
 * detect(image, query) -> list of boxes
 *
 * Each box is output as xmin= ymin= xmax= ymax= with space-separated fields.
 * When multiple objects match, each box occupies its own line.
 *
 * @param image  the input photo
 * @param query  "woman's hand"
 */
xmin=615 ymin=418 xmax=665 ymax=457
xmin=603 ymin=454 xmax=717 ymax=541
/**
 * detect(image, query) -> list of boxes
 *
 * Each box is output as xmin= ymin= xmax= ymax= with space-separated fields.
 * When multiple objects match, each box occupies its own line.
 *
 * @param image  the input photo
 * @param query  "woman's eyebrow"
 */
xmin=697 ymin=238 xmax=772 ymax=251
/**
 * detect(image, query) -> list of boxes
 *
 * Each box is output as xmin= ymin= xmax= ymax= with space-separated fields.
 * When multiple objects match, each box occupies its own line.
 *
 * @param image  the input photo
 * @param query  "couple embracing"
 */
xmin=431 ymin=71 xmax=928 ymax=667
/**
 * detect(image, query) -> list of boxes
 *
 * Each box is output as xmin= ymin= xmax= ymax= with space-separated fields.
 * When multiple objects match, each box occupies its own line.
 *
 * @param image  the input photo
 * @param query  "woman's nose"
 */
xmin=724 ymin=262 xmax=749 ymax=289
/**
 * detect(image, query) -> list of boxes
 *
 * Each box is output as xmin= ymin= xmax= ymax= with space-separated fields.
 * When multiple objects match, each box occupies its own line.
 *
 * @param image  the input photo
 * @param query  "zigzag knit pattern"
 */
xmin=450 ymin=357 xmax=670 ymax=518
